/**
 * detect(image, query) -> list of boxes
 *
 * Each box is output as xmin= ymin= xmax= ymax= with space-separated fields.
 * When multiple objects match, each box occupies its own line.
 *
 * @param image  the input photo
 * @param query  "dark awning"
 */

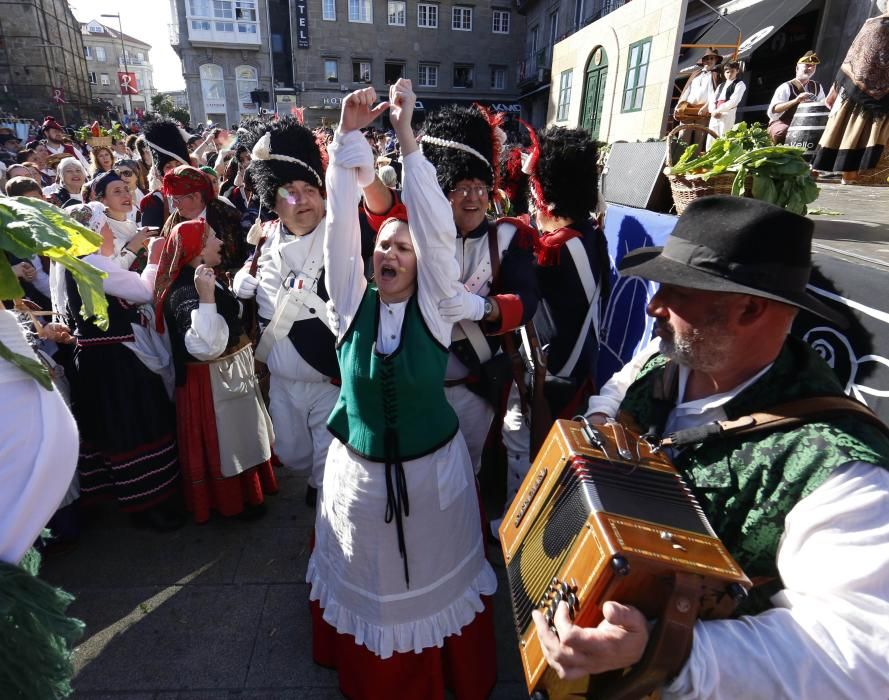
xmin=676 ymin=0 xmax=817 ymax=75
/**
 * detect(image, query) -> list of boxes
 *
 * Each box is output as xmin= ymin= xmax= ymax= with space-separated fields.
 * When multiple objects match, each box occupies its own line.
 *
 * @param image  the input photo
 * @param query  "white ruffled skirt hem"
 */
xmin=307 ymin=554 xmax=498 ymax=660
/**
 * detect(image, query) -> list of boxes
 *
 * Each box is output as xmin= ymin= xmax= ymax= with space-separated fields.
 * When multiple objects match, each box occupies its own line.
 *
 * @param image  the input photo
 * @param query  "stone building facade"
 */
xmin=0 ymin=0 xmax=92 ymax=124
xmin=170 ymin=0 xmax=526 ymax=127
xmin=81 ymin=20 xmax=156 ymax=121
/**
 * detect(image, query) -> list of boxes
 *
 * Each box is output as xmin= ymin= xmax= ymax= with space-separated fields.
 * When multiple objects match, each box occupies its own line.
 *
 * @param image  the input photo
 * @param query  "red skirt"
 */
xmin=310 ymin=597 xmax=497 ymax=700
xmin=176 ymin=363 xmax=278 ymax=523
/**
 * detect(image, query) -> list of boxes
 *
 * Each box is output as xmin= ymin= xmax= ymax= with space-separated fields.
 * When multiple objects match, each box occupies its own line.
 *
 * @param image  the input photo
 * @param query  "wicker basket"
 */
xmin=846 ymin=149 xmax=889 ymax=187
xmin=665 ymin=124 xmax=738 ymax=214
xmin=87 ymin=135 xmax=113 ymax=148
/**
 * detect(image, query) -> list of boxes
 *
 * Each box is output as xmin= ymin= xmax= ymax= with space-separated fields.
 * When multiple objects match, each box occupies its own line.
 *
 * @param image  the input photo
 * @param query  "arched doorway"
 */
xmin=581 ymin=46 xmax=608 ymax=140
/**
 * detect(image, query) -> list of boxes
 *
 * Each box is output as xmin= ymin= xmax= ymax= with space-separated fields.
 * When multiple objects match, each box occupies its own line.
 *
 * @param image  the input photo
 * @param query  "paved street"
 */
xmin=41 ymin=470 xmax=528 ymax=700
xmin=40 ymin=180 xmax=889 ymax=700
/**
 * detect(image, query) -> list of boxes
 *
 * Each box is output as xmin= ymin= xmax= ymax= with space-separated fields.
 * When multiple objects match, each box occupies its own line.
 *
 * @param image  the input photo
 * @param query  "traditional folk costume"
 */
xmin=309 ymin=127 xmax=497 ymax=700
xmin=93 ymin=171 xmax=149 ymax=273
xmin=41 ymin=116 xmax=91 ymax=170
xmin=767 ymin=52 xmax=826 ymax=145
xmin=675 ymin=49 xmax=723 ymax=147
xmin=366 ymin=105 xmax=539 ymax=473
xmin=155 ymin=220 xmax=277 ymax=523
xmin=582 ymin=196 xmax=889 ymax=698
xmin=0 ymin=310 xmax=83 ymax=700
xmin=813 ymin=15 xmax=889 ymax=174
xmin=501 ymin=126 xmax=610 ymax=516
xmin=161 ymin=165 xmax=247 ymax=275
xmin=232 ymin=118 xmax=339 ymax=491
xmin=707 ymin=77 xmax=746 ymax=147
xmin=61 ymin=250 xmax=179 ymax=513
xmin=138 ymin=118 xmax=191 ymax=229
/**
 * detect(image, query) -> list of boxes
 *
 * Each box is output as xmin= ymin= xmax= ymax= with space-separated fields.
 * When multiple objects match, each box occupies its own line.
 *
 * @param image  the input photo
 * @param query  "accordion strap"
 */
xmin=661 ymin=395 xmax=889 ymax=448
xmin=595 ymin=571 xmax=703 ymax=700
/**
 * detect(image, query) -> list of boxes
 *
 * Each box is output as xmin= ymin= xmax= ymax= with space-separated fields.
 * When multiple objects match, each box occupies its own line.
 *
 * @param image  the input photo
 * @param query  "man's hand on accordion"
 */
xmin=532 ymin=600 xmax=648 ymax=679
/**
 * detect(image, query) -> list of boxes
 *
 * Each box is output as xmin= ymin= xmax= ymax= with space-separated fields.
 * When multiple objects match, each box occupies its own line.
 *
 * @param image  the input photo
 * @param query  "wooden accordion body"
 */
xmin=499 ymin=419 xmax=751 ymax=700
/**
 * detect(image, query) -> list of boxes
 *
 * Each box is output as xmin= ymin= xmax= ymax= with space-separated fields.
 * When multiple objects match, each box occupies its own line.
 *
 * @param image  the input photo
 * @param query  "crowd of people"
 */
xmin=2 ymin=67 xmax=889 ymax=700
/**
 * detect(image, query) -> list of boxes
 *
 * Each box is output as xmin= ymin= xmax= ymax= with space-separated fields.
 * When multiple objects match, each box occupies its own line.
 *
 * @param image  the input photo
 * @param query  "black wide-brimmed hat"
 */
xmin=617 ymin=196 xmax=846 ymax=326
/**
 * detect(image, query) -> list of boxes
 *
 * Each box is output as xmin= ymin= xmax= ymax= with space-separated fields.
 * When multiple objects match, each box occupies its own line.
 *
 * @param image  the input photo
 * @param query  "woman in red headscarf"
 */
xmin=155 ymin=219 xmax=277 ymax=523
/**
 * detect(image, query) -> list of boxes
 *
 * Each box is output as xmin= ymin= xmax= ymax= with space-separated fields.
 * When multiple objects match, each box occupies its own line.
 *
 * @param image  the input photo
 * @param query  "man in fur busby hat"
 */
xmin=363 ymin=103 xmax=540 ymax=474
xmin=674 ymin=48 xmax=725 ymax=146
xmin=534 ymin=195 xmax=889 ymax=698
xmin=139 ymin=117 xmax=192 ymax=228
xmin=230 ymin=117 xmax=339 ymax=500
xmin=497 ymin=126 xmax=611 ymax=534
xmin=767 ymin=50 xmax=826 ymax=144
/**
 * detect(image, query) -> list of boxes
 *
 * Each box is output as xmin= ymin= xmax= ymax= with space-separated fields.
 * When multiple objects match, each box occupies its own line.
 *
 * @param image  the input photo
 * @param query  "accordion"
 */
xmin=499 ymin=419 xmax=751 ymax=700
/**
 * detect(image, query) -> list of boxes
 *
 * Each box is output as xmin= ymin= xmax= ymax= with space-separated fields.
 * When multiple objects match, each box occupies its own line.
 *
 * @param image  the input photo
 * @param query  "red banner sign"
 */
xmin=52 ymin=87 xmax=66 ymax=104
xmin=118 ymin=72 xmax=138 ymax=95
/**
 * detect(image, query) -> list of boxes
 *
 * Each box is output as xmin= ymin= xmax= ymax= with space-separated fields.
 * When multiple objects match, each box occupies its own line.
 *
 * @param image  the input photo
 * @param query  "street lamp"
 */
xmin=100 ymin=13 xmax=133 ymax=118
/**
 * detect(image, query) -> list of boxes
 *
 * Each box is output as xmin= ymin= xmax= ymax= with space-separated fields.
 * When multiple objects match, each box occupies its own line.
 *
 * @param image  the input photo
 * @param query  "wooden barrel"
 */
xmin=786 ymin=102 xmax=830 ymax=161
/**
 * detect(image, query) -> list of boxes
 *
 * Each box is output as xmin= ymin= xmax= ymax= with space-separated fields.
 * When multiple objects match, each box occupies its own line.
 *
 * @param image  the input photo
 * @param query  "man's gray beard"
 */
xmin=659 ymin=322 xmax=733 ymax=374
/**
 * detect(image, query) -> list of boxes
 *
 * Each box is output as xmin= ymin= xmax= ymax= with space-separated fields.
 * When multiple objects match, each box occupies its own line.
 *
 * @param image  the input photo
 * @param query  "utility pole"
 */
xmin=101 ymin=13 xmax=133 ymax=117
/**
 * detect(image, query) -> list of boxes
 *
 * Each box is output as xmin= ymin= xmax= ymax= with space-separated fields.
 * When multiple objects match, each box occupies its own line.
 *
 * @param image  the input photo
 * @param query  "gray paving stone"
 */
xmin=72 ymin=584 xmax=267 ymax=692
xmin=233 ymin=527 xmax=311 ymax=585
xmin=41 ymin=523 xmax=248 ymax=591
xmin=244 ymin=583 xmax=338 ymax=689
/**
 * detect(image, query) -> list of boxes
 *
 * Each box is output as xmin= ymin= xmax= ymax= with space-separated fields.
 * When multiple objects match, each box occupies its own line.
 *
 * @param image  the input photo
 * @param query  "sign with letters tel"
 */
xmin=295 ymin=0 xmax=310 ymax=48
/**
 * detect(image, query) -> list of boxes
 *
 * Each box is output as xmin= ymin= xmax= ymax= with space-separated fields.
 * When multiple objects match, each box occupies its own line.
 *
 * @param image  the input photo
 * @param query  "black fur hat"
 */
xmin=421 ymin=105 xmax=495 ymax=194
xmin=533 ymin=127 xmax=598 ymax=223
xmin=141 ymin=117 xmax=191 ymax=172
xmin=243 ymin=117 xmax=326 ymax=210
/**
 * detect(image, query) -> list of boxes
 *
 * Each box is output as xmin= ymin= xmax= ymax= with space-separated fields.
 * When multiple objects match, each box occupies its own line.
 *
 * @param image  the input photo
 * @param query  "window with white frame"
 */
xmin=348 ymin=0 xmax=372 ymax=23
xmin=192 ymin=19 xmax=211 ymax=29
xmin=95 ymin=46 xmax=106 ymax=62
xmin=216 ymin=21 xmax=234 ymax=31
xmin=452 ymin=6 xmax=472 ymax=31
xmin=453 ymin=63 xmax=473 ymax=87
xmin=190 ymin=0 xmax=210 ymax=15
xmin=492 ymin=9 xmax=510 ymax=33
xmin=418 ymin=63 xmax=438 ymax=87
xmin=352 ymin=61 xmax=371 ymax=82
xmin=213 ymin=0 xmax=233 ymax=18
xmin=491 ymin=66 xmax=506 ymax=89
xmin=322 ymin=0 xmax=336 ymax=20
xmin=324 ymin=59 xmax=338 ymax=81
xmin=88 ymin=71 xmax=97 ymax=84
xmin=100 ymin=73 xmax=110 ymax=86
xmin=417 ymin=3 xmax=438 ymax=28
xmin=556 ymin=69 xmax=572 ymax=121
xmin=235 ymin=0 xmax=257 ymax=21
xmin=84 ymin=45 xmax=93 ymax=59
xmin=87 ymin=21 xmax=102 ymax=32
xmin=388 ymin=1 xmax=405 ymax=25
xmin=200 ymin=63 xmax=225 ymax=102
xmin=236 ymin=65 xmax=258 ymax=109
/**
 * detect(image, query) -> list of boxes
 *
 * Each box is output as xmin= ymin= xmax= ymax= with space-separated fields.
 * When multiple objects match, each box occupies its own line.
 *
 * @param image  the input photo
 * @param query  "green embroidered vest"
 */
xmin=618 ymin=337 xmax=889 ymax=613
xmin=327 ymin=286 xmax=459 ymax=462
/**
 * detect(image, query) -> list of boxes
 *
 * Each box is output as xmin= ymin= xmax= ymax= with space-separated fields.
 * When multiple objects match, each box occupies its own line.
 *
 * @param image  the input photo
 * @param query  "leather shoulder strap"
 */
xmin=663 ymin=395 xmax=889 ymax=448
xmin=487 ymin=220 xmax=501 ymax=294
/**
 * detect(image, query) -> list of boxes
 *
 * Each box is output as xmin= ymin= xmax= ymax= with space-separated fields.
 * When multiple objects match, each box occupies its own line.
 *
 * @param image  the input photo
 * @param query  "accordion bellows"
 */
xmin=499 ymin=419 xmax=751 ymax=700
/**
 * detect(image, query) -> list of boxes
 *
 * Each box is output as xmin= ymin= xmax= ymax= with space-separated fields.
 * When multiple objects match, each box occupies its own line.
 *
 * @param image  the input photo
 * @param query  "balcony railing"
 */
xmin=119 ymin=57 xmax=146 ymax=67
xmin=516 ymin=48 xmax=550 ymax=86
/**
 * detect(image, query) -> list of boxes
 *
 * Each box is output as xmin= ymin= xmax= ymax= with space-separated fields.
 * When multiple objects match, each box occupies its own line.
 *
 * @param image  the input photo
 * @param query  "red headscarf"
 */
xmin=162 ymin=164 xmax=215 ymax=203
xmin=154 ymin=219 xmax=210 ymax=331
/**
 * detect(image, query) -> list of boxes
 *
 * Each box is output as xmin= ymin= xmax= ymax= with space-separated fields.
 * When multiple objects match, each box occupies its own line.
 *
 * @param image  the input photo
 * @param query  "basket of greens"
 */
xmin=665 ymin=122 xmax=820 ymax=215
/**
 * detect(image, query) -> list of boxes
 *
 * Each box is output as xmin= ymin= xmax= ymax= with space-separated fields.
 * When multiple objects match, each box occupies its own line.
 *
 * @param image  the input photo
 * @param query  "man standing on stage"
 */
xmin=767 ymin=51 xmax=826 ymax=144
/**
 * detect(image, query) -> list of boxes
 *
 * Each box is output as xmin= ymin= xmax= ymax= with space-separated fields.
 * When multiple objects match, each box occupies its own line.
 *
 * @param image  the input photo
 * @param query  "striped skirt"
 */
xmin=72 ymin=341 xmax=180 ymax=512
xmin=813 ymin=97 xmax=889 ymax=173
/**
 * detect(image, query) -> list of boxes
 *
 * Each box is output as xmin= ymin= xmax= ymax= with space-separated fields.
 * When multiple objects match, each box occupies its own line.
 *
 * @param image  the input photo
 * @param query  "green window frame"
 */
xmin=621 ymin=37 xmax=652 ymax=113
xmin=556 ymin=69 xmax=572 ymax=121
